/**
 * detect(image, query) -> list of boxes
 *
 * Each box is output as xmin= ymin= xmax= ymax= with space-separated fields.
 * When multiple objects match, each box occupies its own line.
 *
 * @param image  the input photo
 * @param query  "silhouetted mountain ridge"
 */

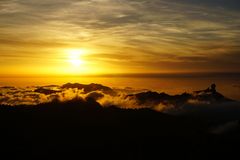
xmin=127 ymin=84 xmax=233 ymax=109
xmin=35 ymin=87 xmax=61 ymax=95
xmin=0 ymin=83 xmax=240 ymax=159
xmin=62 ymin=82 xmax=116 ymax=95
xmin=0 ymin=96 xmax=239 ymax=159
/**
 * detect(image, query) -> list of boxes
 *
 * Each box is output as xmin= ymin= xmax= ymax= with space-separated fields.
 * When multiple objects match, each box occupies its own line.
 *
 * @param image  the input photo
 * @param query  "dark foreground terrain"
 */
xmin=0 ymin=97 xmax=240 ymax=160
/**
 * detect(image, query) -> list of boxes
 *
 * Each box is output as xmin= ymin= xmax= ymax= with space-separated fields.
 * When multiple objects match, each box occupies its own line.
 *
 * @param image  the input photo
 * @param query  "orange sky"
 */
xmin=0 ymin=0 xmax=240 ymax=76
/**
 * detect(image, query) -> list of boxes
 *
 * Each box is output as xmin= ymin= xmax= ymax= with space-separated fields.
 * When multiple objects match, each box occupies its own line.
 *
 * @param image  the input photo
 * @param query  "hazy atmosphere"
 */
xmin=1 ymin=0 xmax=240 ymax=75
xmin=0 ymin=0 xmax=240 ymax=159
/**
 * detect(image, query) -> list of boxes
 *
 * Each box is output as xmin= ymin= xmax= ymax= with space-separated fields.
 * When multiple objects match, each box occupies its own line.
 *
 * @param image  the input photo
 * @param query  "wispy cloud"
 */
xmin=0 ymin=0 xmax=240 ymax=73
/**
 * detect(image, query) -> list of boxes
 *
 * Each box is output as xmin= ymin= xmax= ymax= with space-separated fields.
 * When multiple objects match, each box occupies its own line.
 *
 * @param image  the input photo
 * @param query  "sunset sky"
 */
xmin=0 ymin=0 xmax=240 ymax=76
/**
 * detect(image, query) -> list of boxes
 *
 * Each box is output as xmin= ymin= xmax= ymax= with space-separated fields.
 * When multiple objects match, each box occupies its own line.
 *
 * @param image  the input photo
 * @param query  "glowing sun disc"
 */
xmin=67 ymin=49 xmax=85 ymax=66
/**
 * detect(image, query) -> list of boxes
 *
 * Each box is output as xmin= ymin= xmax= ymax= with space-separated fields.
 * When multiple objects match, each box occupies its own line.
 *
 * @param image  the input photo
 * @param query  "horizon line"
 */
xmin=1 ymin=72 xmax=240 ymax=78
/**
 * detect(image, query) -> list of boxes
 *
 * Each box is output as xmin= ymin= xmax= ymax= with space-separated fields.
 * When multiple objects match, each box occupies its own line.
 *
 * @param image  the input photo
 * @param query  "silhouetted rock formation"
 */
xmin=195 ymin=83 xmax=217 ymax=94
xmin=35 ymin=87 xmax=61 ymax=95
xmin=61 ymin=83 xmax=116 ymax=95
xmin=194 ymin=84 xmax=232 ymax=103
xmin=127 ymin=91 xmax=191 ymax=107
xmin=127 ymin=84 xmax=233 ymax=108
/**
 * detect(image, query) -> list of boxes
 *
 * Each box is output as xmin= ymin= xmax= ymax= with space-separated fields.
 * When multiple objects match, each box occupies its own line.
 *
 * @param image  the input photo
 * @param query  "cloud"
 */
xmin=0 ymin=0 xmax=240 ymax=73
xmin=233 ymin=84 xmax=240 ymax=89
xmin=167 ymin=101 xmax=240 ymax=124
xmin=0 ymin=83 xmax=155 ymax=107
xmin=97 ymin=92 xmax=142 ymax=109
xmin=170 ymin=0 xmax=240 ymax=11
xmin=1 ymin=82 xmax=240 ymax=135
xmin=210 ymin=120 xmax=239 ymax=134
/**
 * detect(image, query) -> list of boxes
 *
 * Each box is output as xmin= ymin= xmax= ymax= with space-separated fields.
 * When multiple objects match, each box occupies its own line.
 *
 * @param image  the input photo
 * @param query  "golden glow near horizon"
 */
xmin=0 ymin=0 xmax=240 ymax=76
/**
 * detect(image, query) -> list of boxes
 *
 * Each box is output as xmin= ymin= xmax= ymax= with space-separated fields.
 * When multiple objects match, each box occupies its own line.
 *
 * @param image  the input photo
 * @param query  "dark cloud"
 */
xmin=171 ymin=102 xmax=240 ymax=124
xmin=210 ymin=120 xmax=239 ymax=134
xmin=171 ymin=0 xmax=240 ymax=10
xmin=0 ymin=38 xmax=69 ymax=47
xmin=233 ymin=84 xmax=240 ymax=88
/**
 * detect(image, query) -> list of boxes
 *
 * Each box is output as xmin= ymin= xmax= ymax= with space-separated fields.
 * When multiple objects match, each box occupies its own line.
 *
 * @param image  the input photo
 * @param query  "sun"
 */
xmin=67 ymin=49 xmax=85 ymax=66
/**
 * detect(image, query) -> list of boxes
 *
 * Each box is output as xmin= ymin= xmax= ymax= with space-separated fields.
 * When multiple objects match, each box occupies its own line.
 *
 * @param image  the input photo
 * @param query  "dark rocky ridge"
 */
xmin=62 ymin=83 xmax=116 ymax=95
xmin=127 ymin=83 xmax=233 ymax=108
xmin=0 ymin=83 xmax=239 ymax=159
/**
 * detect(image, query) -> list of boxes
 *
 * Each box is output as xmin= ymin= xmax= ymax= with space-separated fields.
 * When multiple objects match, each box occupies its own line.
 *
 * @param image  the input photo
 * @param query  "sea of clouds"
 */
xmin=0 ymin=84 xmax=239 ymax=117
